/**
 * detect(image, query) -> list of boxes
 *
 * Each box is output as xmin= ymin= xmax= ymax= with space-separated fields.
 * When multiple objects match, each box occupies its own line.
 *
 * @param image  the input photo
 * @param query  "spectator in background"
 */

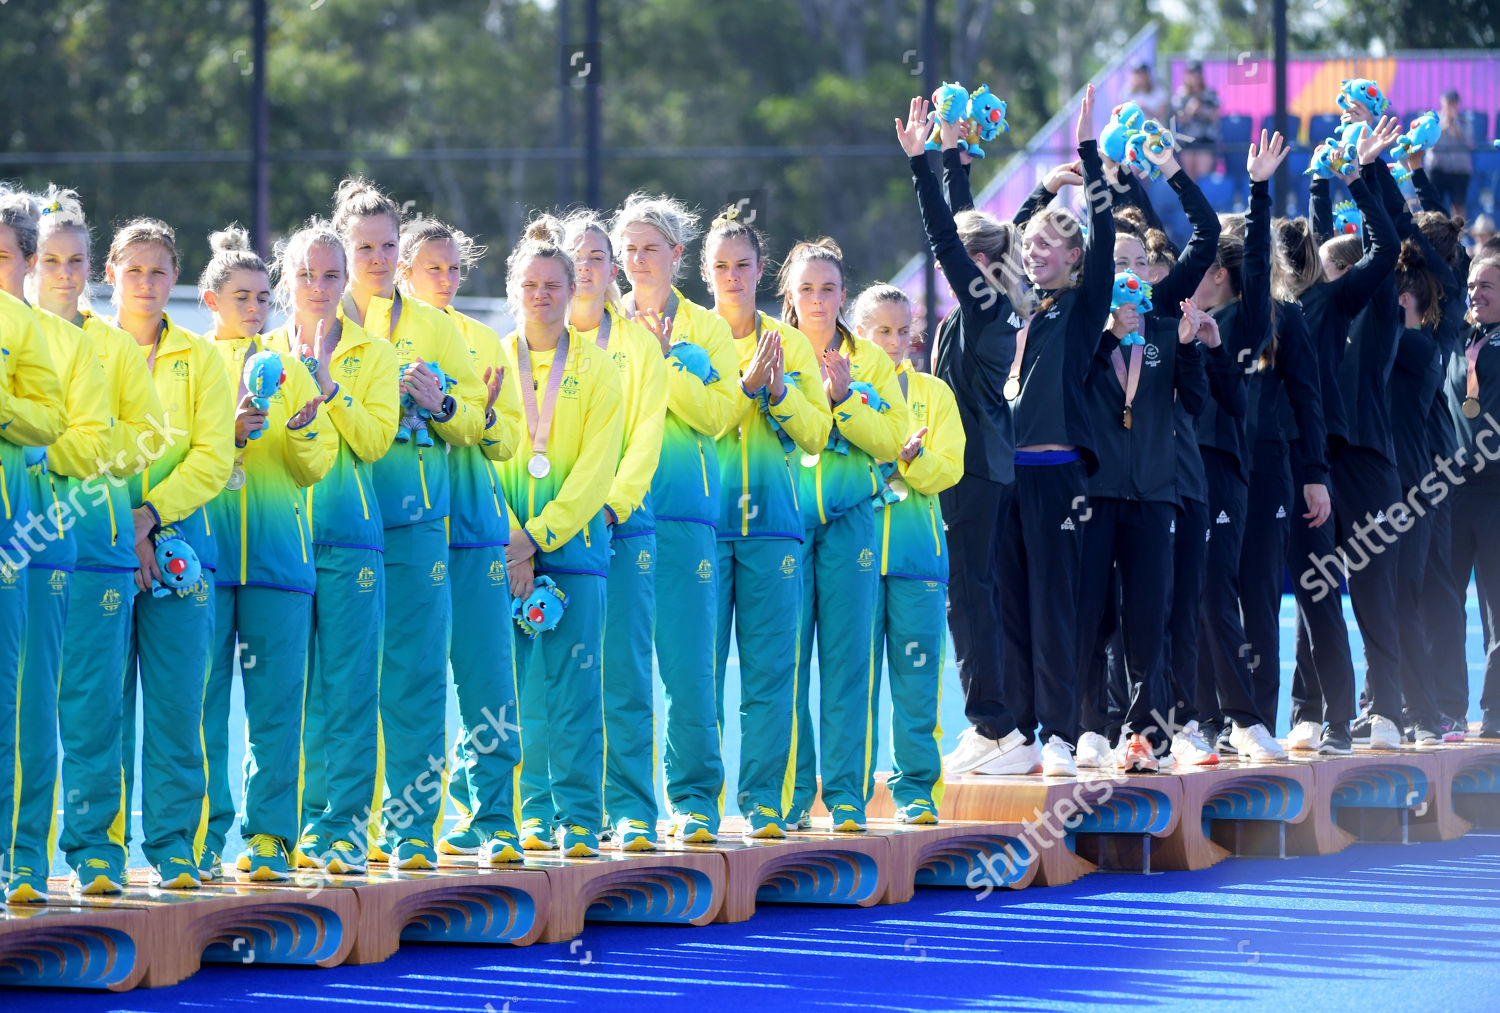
xmin=1127 ymin=60 xmax=1170 ymax=123
xmin=1470 ymin=213 xmax=1496 ymax=251
xmin=1425 ymin=89 xmax=1475 ymax=218
xmin=1172 ymin=59 xmax=1220 ymax=180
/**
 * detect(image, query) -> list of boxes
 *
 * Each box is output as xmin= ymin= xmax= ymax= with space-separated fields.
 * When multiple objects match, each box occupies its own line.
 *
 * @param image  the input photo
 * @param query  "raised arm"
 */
xmin=1153 ymin=169 xmax=1222 ymax=311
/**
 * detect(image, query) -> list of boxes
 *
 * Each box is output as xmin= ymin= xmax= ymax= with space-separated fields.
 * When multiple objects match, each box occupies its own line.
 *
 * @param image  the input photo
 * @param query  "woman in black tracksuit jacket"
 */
xmin=1407 ymin=168 xmax=1476 ymax=737
xmin=1003 ymin=84 xmax=1116 ymax=776
xmin=1444 ymin=255 xmax=1500 ymax=739
xmin=1289 ymin=119 xmax=1402 ymax=751
xmin=1183 ymin=132 xmax=1288 ymax=760
xmin=1073 ymin=149 xmax=1221 ymax=771
xmin=896 ymin=97 xmax=1028 ymax=774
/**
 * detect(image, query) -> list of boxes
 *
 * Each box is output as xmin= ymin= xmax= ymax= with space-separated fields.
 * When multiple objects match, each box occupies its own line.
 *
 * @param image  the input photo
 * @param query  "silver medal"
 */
xmin=528 ymin=454 xmax=552 ymax=479
xmin=226 ymin=465 xmax=246 ymax=491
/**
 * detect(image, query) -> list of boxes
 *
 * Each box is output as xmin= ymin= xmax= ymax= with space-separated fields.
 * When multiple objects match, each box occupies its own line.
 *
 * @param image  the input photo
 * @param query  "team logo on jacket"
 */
xmin=0 ymin=565 xmax=16 ymax=587
xmin=171 ymin=359 xmax=189 ymax=380
xmin=857 ymin=548 xmax=875 ymax=570
xmin=341 ymin=356 xmax=361 ymax=375
xmin=911 ymin=400 xmax=926 ymax=418
xmin=431 ymin=561 xmax=448 ymax=586
xmin=780 ymin=554 xmax=797 ymax=577
xmin=636 ymin=549 xmax=652 ymax=573
xmin=696 ymin=559 xmax=713 ymax=583
xmin=560 ymin=375 xmax=581 ymax=400
xmin=193 ymin=585 xmax=211 ymax=604
xmin=357 ymin=566 xmax=377 ymax=591
xmin=488 ymin=560 xmax=506 ymax=586
xmin=1144 ymin=344 xmax=1161 ymax=365
xmin=101 ymin=587 xmax=122 ymax=616
xmin=48 ymin=570 xmax=67 ymax=595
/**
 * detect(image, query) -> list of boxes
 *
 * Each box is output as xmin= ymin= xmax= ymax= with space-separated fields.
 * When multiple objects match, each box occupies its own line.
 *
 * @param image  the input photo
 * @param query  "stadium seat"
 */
xmin=1196 ymin=172 xmax=1236 ymax=212
xmin=1219 ymin=114 xmax=1252 ymax=201
xmin=1307 ymin=113 xmax=1342 ymax=147
xmin=1459 ymin=109 xmax=1489 ymax=144
xmin=1262 ymin=114 xmax=1301 ymax=145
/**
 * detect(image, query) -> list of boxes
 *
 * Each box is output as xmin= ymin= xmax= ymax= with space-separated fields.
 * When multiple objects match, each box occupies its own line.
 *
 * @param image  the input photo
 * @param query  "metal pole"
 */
xmin=251 ymin=0 xmax=269 ymax=257
xmin=1273 ymin=0 xmax=1288 ymax=212
xmin=921 ymin=0 xmax=937 ymax=367
xmin=558 ymin=0 xmax=573 ymax=207
xmin=585 ymin=0 xmax=601 ymax=209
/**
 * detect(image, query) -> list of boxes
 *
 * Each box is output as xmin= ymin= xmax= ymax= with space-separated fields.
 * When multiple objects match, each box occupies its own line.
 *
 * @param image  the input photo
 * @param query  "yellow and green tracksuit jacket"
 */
xmin=497 ymin=326 xmax=624 ymax=576
xmin=343 ymin=293 xmax=487 ymax=529
xmin=443 ymin=306 xmax=524 ymax=548
xmin=573 ymin=304 xmax=666 ymax=538
xmin=792 ymin=326 xmax=909 ymax=527
xmin=124 ymin=312 xmax=236 ymax=572
xmin=879 ymin=363 xmax=965 ymax=582
xmin=715 ymin=312 xmax=832 ymax=539
xmin=0 ymin=291 xmax=65 ymax=553
xmin=30 ymin=309 xmax=111 ymax=572
xmin=208 ymin=337 xmax=338 ymax=592
xmin=267 ymin=318 xmax=398 ymax=551
xmin=650 ymin=289 xmax=740 ymax=527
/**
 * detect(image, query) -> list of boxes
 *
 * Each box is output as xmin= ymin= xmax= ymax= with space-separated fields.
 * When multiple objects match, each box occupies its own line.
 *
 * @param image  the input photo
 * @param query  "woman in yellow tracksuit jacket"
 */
xmin=199 ymin=229 xmax=337 ymax=882
xmin=106 ymin=218 xmax=235 ymax=890
xmin=779 ymin=239 xmax=908 ymax=834
xmin=559 ymin=213 xmax=667 ymax=851
xmin=501 ymin=217 xmax=624 ymax=858
xmin=269 ymin=220 xmax=397 ymax=876
xmin=610 ymin=194 xmax=740 ymax=838
xmin=332 ymin=178 xmax=488 ymax=870
xmin=396 ymin=217 xmax=527 ymax=865
xmin=854 ymin=284 xmax=965 ymax=826
xmin=30 ymin=190 xmax=165 ymax=895
xmin=703 ymin=210 xmax=832 ymax=840
xmin=0 ymin=192 xmax=111 ymax=906
xmin=0 ymin=189 xmax=72 ymax=904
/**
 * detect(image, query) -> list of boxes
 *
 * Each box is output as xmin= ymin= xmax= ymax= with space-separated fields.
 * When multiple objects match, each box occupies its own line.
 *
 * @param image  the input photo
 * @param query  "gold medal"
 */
xmin=1463 ymin=397 xmax=1482 ymax=420
xmin=1122 ymin=405 xmax=1133 ymax=430
xmin=1003 ymin=376 xmax=1021 ymax=401
xmin=225 ymin=465 xmax=246 ymax=491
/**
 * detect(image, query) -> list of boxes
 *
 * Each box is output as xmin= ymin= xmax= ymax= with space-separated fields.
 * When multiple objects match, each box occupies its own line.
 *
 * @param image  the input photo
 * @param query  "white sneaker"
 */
xmin=1075 ymin=731 xmax=1111 ymax=769
xmin=1230 ymin=722 xmax=1287 ymax=761
xmin=1171 ymin=723 xmax=1220 ymax=765
xmin=1367 ymin=714 xmax=1402 ymax=750
xmin=974 ymin=729 xmax=1042 ymax=774
xmin=1040 ymin=736 xmax=1077 ymax=777
xmin=943 ymin=726 xmax=1004 ymax=775
xmin=1285 ymin=720 xmax=1321 ymax=751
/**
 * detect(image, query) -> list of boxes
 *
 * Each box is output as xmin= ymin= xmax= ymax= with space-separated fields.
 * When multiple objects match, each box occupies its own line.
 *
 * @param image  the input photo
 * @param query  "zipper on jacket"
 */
xmin=353 ymin=462 xmax=370 ymax=520
xmin=239 ymin=483 xmax=248 ymax=585
xmin=417 ymin=448 xmax=432 ymax=509
xmin=698 ymin=439 xmax=710 ymax=498
xmin=740 ymin=437 xmax=750 ymax=536
xmin=928 ymin=500 xmax=941 ymax=558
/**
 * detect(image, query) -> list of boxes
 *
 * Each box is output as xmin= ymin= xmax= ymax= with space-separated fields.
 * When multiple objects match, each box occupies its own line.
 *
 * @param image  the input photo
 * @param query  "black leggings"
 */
xmin=1195 ymin=448 xmax=1266 ymax=730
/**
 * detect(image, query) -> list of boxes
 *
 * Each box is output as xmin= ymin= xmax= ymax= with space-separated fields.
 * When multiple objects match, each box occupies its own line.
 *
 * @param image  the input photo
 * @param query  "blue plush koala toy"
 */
xmin=151 ymin=529 xmax=203 ymax=598
xmin=243 ymin=350 xmax=286 ymax=441
xmin=396 ymin=360 xmax=455 ymax=448
xmin=1111 ymin=271 xmax=1154 ymax=347
xmin=513 ymin=574 xmax=569 ymax=639
xmin=668 ymin=341 xmax=720 ymax=384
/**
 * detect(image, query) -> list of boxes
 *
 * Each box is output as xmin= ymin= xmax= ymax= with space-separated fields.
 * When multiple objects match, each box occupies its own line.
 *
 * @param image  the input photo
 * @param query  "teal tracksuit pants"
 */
xmin=655 ymin=520 xmax=721 ymax=824
xmin=792 ymin=508 xmax=879 ymax=817
xmin=874 ymin=575 xmax=946 ymax=810
xmin=377 ymin=519 xmax=450 ymax=849
xmin=10 ymin=566 xmax=69 ymax=886
xmin=445 ymin=544 xmax=521 ymax=839
xmin=58 ymin=569 xmax=135 ymax=874
xmin=204 ymin=585 xmax=312 ymax=859
xmin=602 ymin=531 xmax=658 ymax=835
xmin=123 ymin=583 xmax=215 ymax=868
xmin=516 ymin=571 xmax=605 ymax=836
xmin=301 ymin=544 xmax=384 ymax=856
xmin=0 ymin=564 xmax=24 ymax=872
xmin=715 ymin=537 xmax=801 ymax=820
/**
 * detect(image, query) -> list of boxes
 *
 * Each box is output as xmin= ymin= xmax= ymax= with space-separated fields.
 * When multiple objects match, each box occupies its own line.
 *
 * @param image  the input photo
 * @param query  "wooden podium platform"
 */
xmin=6 ymin=738 xmax=1498 ymax=992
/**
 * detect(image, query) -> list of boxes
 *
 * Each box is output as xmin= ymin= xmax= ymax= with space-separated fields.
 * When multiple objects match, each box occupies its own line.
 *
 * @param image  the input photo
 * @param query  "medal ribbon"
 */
xmin=1110 ymin=343 xmax=1145 ymax=424
xmin=517 ymin=330 xmax=571 ymax=465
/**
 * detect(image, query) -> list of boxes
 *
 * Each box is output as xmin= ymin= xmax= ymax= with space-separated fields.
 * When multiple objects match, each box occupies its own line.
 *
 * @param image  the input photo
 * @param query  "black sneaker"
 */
xmin=1319 ymin=723 xmax=1353 ymax=755
xmin=1440 ymin=714 xmax=1467 ymax=742
xmin=1216 ymin=725 xmax=1237 ymax=756
xmin=1476 ymin=724 xmax=1500 ymax=741
xmin=1350 ymin=711 xmax=1373 ymax=743
xmin=1412 ymin=724 xmax=1441 ymax=746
